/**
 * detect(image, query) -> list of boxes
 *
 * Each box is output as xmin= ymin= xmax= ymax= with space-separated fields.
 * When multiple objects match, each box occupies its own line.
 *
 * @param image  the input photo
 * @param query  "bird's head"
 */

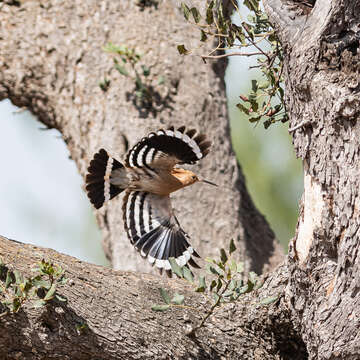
xmin=172 ymin=168 xmax=217 ymax=188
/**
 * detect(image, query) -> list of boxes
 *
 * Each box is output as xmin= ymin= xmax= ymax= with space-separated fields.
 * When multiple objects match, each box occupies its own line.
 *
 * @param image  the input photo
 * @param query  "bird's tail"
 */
xmin=85 ymin=149 xmax=127 ymax=209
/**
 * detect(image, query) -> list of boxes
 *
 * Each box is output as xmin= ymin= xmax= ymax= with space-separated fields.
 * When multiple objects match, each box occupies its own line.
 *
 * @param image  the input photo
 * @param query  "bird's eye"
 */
xmin=192 ymin=175 xmax=197 ymax=180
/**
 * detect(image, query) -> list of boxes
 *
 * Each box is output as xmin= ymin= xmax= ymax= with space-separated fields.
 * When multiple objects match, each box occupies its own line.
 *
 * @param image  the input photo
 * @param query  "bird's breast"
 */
xmin=127 ymin=167 xmax=183 ymax=195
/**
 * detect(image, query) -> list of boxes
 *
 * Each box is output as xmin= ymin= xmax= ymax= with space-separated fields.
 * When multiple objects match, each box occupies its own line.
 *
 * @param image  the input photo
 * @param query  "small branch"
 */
xmin=288 ymin=119 xmax=311 ymax=133
xmin=202 ymin=51 xmax=263 ymax=60
xmin=187 ymin=278 xmax=232 ymax=337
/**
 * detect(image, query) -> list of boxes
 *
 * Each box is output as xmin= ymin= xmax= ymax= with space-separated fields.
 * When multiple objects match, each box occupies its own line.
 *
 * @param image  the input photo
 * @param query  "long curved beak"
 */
xmin=200 ymin=179 xmax=218 ymax=187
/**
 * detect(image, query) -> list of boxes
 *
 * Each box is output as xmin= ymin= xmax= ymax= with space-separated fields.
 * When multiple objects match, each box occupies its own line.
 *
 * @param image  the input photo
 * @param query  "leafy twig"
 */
xmin=177 ymin=0 xmax=287 ymax=128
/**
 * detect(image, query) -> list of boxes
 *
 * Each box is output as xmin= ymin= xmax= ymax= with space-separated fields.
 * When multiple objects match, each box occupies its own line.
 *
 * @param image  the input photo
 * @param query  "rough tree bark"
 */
xmin=0 ymin=0 xmax=358 ymax=359
xmin=264 ymin=0 xmax=360 ymax=358
xmin=0 ymin=235 xmax=304 ymax=360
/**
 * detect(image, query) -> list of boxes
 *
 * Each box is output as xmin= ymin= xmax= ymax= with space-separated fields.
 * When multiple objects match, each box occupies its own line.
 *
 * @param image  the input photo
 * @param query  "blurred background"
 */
xmin=0 ymin=99 xmax=108 ymax=266
xmin=0 ymin=11 xmax=302 ymax=266
xmin=226 ymin=56 xmax=303 ymax=249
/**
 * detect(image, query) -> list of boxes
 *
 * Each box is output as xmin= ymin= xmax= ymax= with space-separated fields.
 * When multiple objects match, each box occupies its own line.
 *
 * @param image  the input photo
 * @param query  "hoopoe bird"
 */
xmin=85 ymin=125 xmax=216 ymax=275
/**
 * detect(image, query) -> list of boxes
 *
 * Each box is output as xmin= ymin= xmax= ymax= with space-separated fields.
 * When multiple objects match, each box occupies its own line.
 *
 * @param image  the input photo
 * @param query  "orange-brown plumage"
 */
xmin=85 ymin=125 xmax=215 ymax=275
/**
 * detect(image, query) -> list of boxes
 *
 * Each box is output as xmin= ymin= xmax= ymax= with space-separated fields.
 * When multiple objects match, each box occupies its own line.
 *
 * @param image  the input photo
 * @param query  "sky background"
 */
xmin=0 ymin=8 xmax=303 ymax=266
xmin=0 ymin=99 xmax=108 ymax=266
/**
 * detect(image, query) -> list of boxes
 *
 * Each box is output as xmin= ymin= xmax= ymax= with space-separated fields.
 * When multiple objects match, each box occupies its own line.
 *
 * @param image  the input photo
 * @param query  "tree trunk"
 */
xmin=2 ymin=0 xmax=358 ymax=358
xmin=264 ymin=0 xmax=360 ymax=358
xmin=0 ymin=0 xmax=282 ymax=275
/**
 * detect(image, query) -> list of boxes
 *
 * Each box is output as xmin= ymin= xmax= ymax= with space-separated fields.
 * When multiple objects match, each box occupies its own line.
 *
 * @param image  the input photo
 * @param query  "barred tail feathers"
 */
xmin=86 ymin=149 xmax=126 ymax=209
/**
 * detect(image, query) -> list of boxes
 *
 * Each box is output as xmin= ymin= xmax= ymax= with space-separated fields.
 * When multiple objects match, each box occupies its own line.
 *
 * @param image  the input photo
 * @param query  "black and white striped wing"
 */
xmin=125 ymin=126 xmax=212 ymax=170
xmin=122 ymin=190 xmax=200 ymax=272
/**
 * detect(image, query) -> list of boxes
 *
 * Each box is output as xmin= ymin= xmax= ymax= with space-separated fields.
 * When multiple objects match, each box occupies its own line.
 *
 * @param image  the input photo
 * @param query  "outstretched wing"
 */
xmin=122 ymin=190 xmax=200 ymax=274
xmin=125 ymin=126 xmax=211 ymax=170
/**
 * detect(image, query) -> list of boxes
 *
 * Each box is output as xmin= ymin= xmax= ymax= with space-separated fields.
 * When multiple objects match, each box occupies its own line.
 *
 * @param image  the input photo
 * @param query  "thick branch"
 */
xmin=0 ymin=236 xmax=305 ymax=360
xmin=263 ymin=0 xmax=307 ymax=44
xmin=0 ymin=0 xmax=283 ymax=275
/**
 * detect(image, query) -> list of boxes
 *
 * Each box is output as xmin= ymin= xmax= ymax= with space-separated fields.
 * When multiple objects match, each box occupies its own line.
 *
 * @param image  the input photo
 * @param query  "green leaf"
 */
xmin=236 ymin=103 xmax=250 ymax=115
xmin=213 ymin=293 xmax=220 ymax=303
xmin=249 ymin=115 xmax=262 ymax=123
xmin=259 ymin=295 xmax=279 ymax=305
xmin=264 ymin=119 xmax=272 ymax=129
xmin=249 ymin=271 xmax=258 ymax=285
xmin=195 ymin=286 xmax=205 ymax=293
xmin=237 ymin=262 xmax=244 ymax=273
xmin=14 ymin=270 xmax=23 ymax=285
xmin=181 ymin=3 xmax=190 ymax=20
xmin=171 ymin=293 xmax=184 ymax=305
xmin=159 ymin=288 xmax=171 ymax=304
xmin=216 ymin=278 xmax=222 ymax=292
xmin=205 ymin=257 xmax=216 ymax=264
xmin=278 ymin=86 xmax=284 ymax=99
xmin=33 ymin=299 xmax=46 ymax=308
xmin=251 ymin=79 xmax=258 ymax=92
xmin=229 ymin=239 xmax=236 ymax=255
xmin=258 ymin=80 xmax=270 ymax=89
xmin=103 ymin=42 xmax=123 ymax=54
xmin=243 ymin=0 xmax=259 ymax=12
xmin=55 ymin=294 xmax=67 ymax=302
xmin=135 ymin=90 xmax=143 ymax=99
xmin=207 ymin=265 xmax=221 ymax=276
xmin=12 ymin=298 xmax=21 ymax=313
xmin=76 ymin=323 xmax=88 ymax=333
xmin=241 ymin=279 xmax=255 ymax=294
xmin=15 ymin=286 xmax=23 ymax=297
xmin=210 ymin=280 xmax=217 ymax=291
xmin=254 ymin=278 xmax=265 ymax=290
xmin=141 ymin=65 xmax=150 ymax=77
xmin=238 ymin=32 xmax=246 ymax=45
xmin=229 ymin=260 xmax=237 ymax=273
xmin=250 ymin=99 xmax=259 ymax=112
xmin=177 ymin=44 xmax=189 ymax=55
xmin=206 ymin=7 xmax=214 ymax=25
xmin=281 ymin=114 xmax=289 ymax=123
xmin=195 ymin=276 xmax=206 ymax=292
xmin=135 ymin=74 xmax=144 ymax=90
xmin=274 ymin=104 xmax=282 ymax=112
xmin=151 ymin=304 xmax=170 ymax=312
xmin=169 ymin=258 xmax=183 ymax=278
xmin=114 ymin=63 xmax=129 ymax=76
xmin=32 ymin=278 xmax=50 ymax=289
xmin=190 ymin=7 xmax=200 ymax=23
xmin=200 ymin=30 xmax=207 ymax=42
xmin=22 ymin=279 xmax=33 ymax=293
xmin=183 ymin=266 xmax=194 ymax=283
xmin=5 ymin=271 xmax=13 ymax=289
xmin=99 ymin=79 xmax=110 ymax=92
xmin=44 ymin=283 xmax=57 ymax=301
xmin=237 ymin=283 xmax=250 ymax=295
xmin=157 ymin=76 xmax=165 ymax=85
xmin=247 ymin=14 xmax=255 ymax=23
xmin=220 ymin=248 xmax=228 ymax=264
xmin=229 ymin=279 xmax=236 ymax=291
